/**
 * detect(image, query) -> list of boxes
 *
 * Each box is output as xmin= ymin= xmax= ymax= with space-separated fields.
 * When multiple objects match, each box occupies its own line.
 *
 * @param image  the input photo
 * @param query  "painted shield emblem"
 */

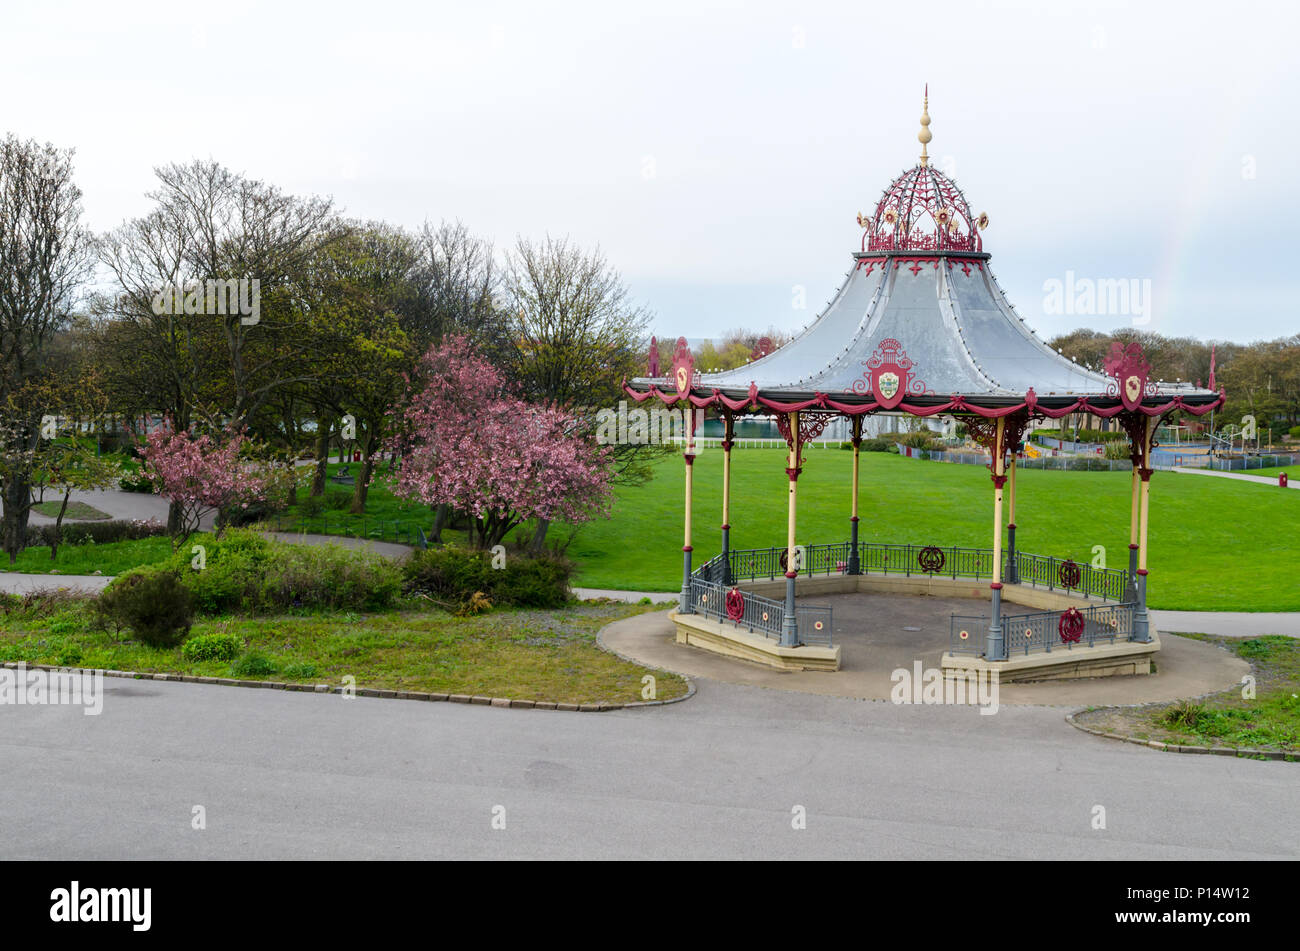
xmin=878 ymin=372 xmax=899 ymax=401
xmin=671 ymin=337 xmax=694 ymax=398
xmin=1124 ymin=375 xmax=1141 ymax=405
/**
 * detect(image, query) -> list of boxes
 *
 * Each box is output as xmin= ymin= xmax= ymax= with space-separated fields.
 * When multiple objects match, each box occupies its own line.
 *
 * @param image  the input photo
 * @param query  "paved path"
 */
xmin=600 ymin=609 xmax=1250 ymax=706
xmin=2 ymin=675 xmax=1295 ymax=859
xmin=1170 ymin=466 xmax=1296 ymax=488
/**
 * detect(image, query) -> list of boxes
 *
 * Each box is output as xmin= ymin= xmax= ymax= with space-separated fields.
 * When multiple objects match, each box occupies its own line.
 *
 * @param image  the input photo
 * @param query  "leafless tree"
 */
xmin=0 ymin=135 xmax=93 ymax=559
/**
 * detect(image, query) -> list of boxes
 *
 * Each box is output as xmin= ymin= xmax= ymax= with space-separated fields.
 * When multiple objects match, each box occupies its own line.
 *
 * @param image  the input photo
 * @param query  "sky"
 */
xmin=4 ymin=0 xmax=1297 ymax=344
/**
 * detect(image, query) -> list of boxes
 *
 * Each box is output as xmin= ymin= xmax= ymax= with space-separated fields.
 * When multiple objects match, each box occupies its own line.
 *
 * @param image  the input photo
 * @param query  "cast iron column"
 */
xmin=720 ymin=413 xmax=733 ymax=585
xmin=1005 ymin=453 xmax=1018 ymax=584
xmin=781 ymin=411 xmax=801 ymax=647
xmin=848 ymin=415 xmax=862 ymax=574
xmin=679 ymin=413 xmax=696 ymax=613
xmin=1134 ymin=416 xmax=1154 ymax=642
xmin=986 ymin=416 xmax=1007 ymax=661
xmin=1127 ymin=464 xmax=1140 ymax=601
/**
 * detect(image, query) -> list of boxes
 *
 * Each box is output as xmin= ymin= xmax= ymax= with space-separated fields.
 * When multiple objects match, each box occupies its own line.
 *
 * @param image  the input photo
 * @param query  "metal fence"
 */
xmin=686 ymin=575 xmax=790 ymax=642
xmin=950 ymin=601 xmax=1135 ymax=657
xmin=719 ymin=542 xmax=1129 ymax=603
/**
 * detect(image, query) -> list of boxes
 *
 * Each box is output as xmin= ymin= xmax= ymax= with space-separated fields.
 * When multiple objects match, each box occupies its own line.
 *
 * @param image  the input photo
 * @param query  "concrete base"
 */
xmin=670 ymin=611 xmax=841 ymax=671
xmin=943 ymin=633 xmax=1160 ymax=683
xmin=676 ymin=572 xmax=1156 ymax=678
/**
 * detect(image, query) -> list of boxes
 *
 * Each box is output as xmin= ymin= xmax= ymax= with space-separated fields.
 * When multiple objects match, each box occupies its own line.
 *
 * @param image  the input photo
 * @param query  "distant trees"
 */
xmin=1048 ymin=327 xmax=1300 ymax=435
xmin=0 ymin=135 xmax=94 ymax=560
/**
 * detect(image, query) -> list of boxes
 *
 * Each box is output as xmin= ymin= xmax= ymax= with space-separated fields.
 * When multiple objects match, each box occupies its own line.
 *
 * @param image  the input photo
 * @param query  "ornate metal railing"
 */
xmin=686 ymin=575 xmax=793 ymax=642
xmin=719 ymin=542 xmax=1129 ymax=603
xmin=949 ymin=601 xmax=1136 ymax=658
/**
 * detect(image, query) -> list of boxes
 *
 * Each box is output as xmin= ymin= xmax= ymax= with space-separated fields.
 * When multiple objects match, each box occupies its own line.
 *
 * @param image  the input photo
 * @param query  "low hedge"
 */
xmin=402 ymin=546 xmax=573 ymax=609
xmin=140 ymin=529 xmax=401 ymax=615
xmin=25 ymin=518 xmax=167 ymax=548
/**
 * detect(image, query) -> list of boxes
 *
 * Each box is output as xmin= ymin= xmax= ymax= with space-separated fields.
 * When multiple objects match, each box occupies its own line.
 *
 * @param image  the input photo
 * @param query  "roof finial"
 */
xmin=918 ymin=83 xmax=932 ymax=167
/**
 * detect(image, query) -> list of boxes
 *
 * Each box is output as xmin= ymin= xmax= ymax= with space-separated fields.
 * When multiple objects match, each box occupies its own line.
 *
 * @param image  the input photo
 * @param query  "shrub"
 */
xmin=180 ymin=631 xmax=242 ymax=662
xmin=230 ymin=651 xmax=278 ymax=677
xmin=324 ymin=489 xmax=352 ymax=510
xmin=300 ymin=495 xmax=326 ymax=517
xmin=26 ymin=518 xmax=167 ymax=548
xmin=159 ymin=529 xmax=401 ymax=615
xmin=280 ymin=661 xmax=318 ymax=680
xmin=898 ymin=431 xmax=935 ymax=449
xmin=96 ymin=569 xmax=195 ymax=647
xmin=403 ymin=546 xmax=572 ymax=609
xmin=1289 ymin=426 xmax=1300 ymax=440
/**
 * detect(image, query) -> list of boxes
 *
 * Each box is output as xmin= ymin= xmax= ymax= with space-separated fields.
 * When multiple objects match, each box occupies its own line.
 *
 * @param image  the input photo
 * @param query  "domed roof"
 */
xmin=857 ymin=89 xmax=987 ymax=253
xmin=860 ymin=163 xmax=987 ymax=254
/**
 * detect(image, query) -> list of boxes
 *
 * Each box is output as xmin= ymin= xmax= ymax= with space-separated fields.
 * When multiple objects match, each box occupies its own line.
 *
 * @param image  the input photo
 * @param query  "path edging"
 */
xmin=1064 ymin=712 xmax=1297 ymax=761
xmin=2 ymin=660 xmax=671 ymax=714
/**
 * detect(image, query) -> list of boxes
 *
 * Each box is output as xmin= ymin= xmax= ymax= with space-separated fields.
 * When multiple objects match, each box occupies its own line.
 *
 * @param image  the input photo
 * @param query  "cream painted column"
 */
xmin=1134 ymin=415 xmax=1154 ymax=642
xmin=1005 ymin=453 xmax=1019 ymax=583
xmin=986 ymin=416 xmax=1007 ymax=661
xmin=679 ymin=405 xmax=697 ymax=613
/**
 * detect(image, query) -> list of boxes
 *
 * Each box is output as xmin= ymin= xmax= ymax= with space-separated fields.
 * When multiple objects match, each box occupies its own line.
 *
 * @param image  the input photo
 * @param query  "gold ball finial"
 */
xmin=918 ymin=83 xmax=931 ymax=167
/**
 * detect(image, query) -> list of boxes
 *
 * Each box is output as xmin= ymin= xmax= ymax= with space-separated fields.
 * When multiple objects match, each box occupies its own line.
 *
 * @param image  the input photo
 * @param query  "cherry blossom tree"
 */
xmin=386 ymin=336 xmax=612 ymax=549
xmin=139 ymin=421 xmax=272 ymax=547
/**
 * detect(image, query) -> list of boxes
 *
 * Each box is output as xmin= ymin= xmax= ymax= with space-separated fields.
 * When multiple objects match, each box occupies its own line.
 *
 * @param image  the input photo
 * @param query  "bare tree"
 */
xmin=502 ymin=234 xmax=653 ymax=550
xmin=0 ymin=135 xmax=93 ymax=560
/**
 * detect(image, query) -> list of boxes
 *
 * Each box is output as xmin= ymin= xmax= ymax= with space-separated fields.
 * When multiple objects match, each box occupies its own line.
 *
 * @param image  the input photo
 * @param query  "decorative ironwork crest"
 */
xmin=1103 ymin=341 xmax=1157 ymax=411
xmin=670 ymin=337 xmax=699 ymax=398
xmin=851 ymin=338 xmax=929 ymax=407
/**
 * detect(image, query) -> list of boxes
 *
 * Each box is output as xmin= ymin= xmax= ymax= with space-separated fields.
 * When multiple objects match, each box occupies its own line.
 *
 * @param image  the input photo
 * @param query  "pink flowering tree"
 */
xmin=386 ymin=336 xmax=612 ymax=549
xmin=139 ymin=421 xmax=272 ymax=547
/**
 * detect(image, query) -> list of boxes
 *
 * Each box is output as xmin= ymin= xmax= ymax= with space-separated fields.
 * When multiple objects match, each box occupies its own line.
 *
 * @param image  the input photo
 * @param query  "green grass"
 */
xmin=1079 ymin=634 xmax=1300 ymax=755
xmin=270 ymin=463 xmax=473 ymax=546
xmin=10 ymin=449 xmax=1298 ymax=611
xmin=1232 ymin=464 xmax=1294 ymax=480
xmin=0 ymin=596 xmax=686 ymax=705
xmin=567 ymin=448 xmax=1300 ymax=611
xmin=32 ymin=500 xmax=112 ymax=520
xmin=0 ymin=536 xmax=174 ymax=575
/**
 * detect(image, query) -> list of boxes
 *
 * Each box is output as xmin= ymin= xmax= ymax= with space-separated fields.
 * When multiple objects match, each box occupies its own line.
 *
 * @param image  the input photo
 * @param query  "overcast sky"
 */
xmin=6 ymin=0 xmax=1297 ymax=344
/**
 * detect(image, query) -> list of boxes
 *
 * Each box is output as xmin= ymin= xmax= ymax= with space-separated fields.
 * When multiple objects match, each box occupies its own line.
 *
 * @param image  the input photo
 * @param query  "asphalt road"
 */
xmin=3 ymin=677 xmax=1296 ymax=859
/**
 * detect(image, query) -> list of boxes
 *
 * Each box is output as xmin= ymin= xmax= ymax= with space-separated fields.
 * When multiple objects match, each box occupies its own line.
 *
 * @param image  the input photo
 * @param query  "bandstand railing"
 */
xmin=950 ymin=601 xmax=1135 ymax=658
xmin=722 ymin=542 xmax=1130 ymax=604
xmin=688 ymin=553 xmax=834 ymax=647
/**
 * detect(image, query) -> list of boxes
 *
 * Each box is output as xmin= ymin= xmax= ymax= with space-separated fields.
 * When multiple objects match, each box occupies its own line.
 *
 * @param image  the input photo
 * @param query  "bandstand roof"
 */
xmin=626 ymin=92 xmax=1223 ymax=422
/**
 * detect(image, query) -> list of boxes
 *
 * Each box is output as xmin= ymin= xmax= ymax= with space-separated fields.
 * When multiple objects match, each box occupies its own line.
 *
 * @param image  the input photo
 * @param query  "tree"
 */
xmin=502 ymin=235 xmax=652 ymax=548
xmin=0 ymin=135 xmax=94 ymax=559
xmin=385 ymin=336 xmax=612 ymax=549
xmin=32 ymin=434 xmax=121 ymax=560
xmin=138 ymin=421 xmax=271 ymax=548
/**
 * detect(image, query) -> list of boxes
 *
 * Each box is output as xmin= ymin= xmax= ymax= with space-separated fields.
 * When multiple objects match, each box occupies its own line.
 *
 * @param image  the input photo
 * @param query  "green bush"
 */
xmin=1289 ymin=426 xmax=1300 ymax=440
xmin=898 ymin=431 xmax=935 ymax=449
xmin=300 ymin=495 xmax=326 ymax=517
xmin=230 ymin=651 xmax=278 ymax=677
xmin=180 ymin=631 xmax=242 ymax=662
xmin=160 ymin=529 xmax=401 ymax=615
xmin=403 ymin=546 xmax=572 ymax=609
xmin=27 ymin=518 xmax=167 ymax=548
xmin=324 ymin=489 xmax=352 ymax=510
xmin=96 ymin=569 xmax=195 ymax=647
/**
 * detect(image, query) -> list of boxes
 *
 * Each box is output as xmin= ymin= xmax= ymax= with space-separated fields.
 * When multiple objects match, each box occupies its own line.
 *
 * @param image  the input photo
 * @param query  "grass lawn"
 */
xmin=567 ymin=448 xmax=1300 ymax=611
xmin=1074 ymin=634 xmax=1300 ymax=756
xmin=32 ymin=500 xmax=112 ymax=520
xmin=0 ymin=596 xmax=686 ymax=706
xmin=0 ymin=535 xmax=175 ymax=575
xmin=1231 ymin=464 xmax=1294 ymax=480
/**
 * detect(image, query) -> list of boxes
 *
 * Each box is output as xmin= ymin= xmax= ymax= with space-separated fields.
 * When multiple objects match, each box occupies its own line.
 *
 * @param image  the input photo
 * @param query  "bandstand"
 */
xmin=623 ymin=91 xmax=1224 ymax=680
